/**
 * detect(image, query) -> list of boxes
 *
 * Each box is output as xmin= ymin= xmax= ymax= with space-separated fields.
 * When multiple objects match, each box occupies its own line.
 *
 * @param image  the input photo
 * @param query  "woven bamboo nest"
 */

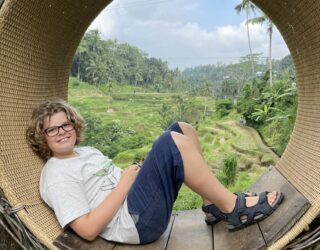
xmin=0 ymin=0 xmax=319 ymax=249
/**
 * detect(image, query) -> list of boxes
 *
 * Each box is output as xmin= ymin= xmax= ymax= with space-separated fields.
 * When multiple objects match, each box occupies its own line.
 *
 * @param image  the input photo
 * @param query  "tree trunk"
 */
xmin=269 ymin=28 xmax=273 ymax=87
xmin=203 ymin=97 xmax=207 ymax=119
xmin=77 ymin=53 xmax=81 ymax=80
xmin=246 ymin=10 xmax=255 ymax=77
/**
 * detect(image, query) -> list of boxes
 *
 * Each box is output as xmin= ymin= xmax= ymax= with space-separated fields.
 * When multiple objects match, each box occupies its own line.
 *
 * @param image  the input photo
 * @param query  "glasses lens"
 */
xmin=45 ymin=127 xmax=59 ymax=137
xmin=62 ymin=123 xmax=74 ymax=132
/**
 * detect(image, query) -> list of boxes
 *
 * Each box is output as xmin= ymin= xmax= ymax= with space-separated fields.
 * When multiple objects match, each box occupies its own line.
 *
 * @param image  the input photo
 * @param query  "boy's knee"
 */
xmin=170 ymin=131 xmax=193 ymax=150
xmin=178 ymin=122 xmax=196 ymax=134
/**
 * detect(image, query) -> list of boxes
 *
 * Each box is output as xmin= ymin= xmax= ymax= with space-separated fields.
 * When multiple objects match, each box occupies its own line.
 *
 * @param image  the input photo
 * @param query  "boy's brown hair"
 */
xmin=26 ymin=99 xmax=86 ymax=160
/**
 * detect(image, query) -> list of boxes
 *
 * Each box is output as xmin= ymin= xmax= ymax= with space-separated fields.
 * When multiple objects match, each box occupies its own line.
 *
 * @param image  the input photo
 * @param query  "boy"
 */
xmin=26 ymin=100 xmax=283 ymax=244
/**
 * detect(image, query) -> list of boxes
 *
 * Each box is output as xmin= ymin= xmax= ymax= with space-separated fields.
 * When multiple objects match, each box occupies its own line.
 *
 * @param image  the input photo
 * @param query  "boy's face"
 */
xmin=43 ymin=111 xmax=77 ymax=159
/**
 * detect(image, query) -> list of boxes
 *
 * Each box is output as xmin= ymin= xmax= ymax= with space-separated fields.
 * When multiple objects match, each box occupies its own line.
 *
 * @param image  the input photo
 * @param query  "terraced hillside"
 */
xmin=198 ymin=120 xmax=279 ymax=172
xmin=68 ymin=80 xmax=279 ymax=210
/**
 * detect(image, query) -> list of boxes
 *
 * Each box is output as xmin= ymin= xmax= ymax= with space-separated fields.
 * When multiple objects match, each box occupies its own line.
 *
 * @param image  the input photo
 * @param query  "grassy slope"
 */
xmin=68 ymin=80 xmax=279 ymax=211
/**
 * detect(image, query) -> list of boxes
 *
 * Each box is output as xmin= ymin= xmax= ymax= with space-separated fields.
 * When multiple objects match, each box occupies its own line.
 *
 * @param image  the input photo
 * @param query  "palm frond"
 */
xmin=247 ymin=16 xmax=266 ymax=25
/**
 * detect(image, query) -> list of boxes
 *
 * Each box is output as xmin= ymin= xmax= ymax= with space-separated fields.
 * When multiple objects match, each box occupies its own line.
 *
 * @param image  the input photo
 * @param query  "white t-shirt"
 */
xmin=39 ymin=146 xmax=139 ymax=244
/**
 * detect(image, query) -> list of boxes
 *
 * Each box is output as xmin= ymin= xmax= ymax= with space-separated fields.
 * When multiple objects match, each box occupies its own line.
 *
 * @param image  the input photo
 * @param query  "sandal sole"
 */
xmin=205 ymin=217 xmax=223 ymax=225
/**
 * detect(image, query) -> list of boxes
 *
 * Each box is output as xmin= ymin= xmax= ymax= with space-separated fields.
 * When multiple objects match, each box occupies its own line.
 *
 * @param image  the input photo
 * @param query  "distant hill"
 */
xmin=179 ymin=54 xmax=295 ymax=96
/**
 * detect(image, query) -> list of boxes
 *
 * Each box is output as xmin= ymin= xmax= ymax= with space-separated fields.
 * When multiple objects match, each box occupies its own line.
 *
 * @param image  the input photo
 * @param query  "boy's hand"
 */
xmin=120 ymin=164 xmax=140 ymax=189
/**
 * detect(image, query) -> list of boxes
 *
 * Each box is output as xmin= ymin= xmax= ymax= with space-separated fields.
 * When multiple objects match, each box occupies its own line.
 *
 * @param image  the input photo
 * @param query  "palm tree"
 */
xmin=86 ymin=56 xmax=109 ymax=88
xmin=87 ymin=29 xmax=102 ymax=53
xmin=86 ymin=58 xmax=100 ymax=87
xmin=75 ymin=43 xmax=86 ymax=81
xmin=248 ymin=14 xmax=274 ymax=87
xmin=235 ymin=0 xmax=257 ymax=78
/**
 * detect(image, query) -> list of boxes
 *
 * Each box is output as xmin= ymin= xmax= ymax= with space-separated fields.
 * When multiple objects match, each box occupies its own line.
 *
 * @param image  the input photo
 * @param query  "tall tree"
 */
xmin=200 ymin=81 xmax=213 ymax=119
xmin=86 ymin=56 xmax=110 ymax=88
xmin=86 ymin=29 xmax=102 ymax=53
xmin=76 ymin=43 xmax=86 ymax=81
xmin=248 ymin=14 xmax=274 ymax=86
xmin=235 ymin=0 xmax=257 ymax=78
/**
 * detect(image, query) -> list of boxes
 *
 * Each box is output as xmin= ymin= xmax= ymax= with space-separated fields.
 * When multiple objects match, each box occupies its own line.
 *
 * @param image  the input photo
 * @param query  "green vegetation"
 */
xmin=216 ymin=155 xmax=238 ymax=187
xmin=215 ymin=99 xmax=234 ymax=118
xmin=69 ymin=78 xmax=282 ymax=211
xmin=68 ymin=26 xmax=296 ymax=210
xmin=236 ymin=76 xmax=297 ymax=155
xmin=71 ymin=30 xmax=184 ymax=93
xmin=69 ymin=79 xmax=215 ymax=167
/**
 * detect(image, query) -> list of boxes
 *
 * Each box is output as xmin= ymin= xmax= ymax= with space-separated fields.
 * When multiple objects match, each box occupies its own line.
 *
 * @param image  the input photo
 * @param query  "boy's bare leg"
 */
xmin=177 ymin=122 xmax=212 ymax=206
xmin=170 ymin=130 xmax=277 ymax=213
xmin=177 ymin=122 xmax=203 ymax=157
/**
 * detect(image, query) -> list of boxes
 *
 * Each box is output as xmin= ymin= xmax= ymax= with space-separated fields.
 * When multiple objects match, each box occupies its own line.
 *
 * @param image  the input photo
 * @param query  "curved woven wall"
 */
xmin=252 ymin=1 xmax=320 ymax=248
xmin=0 ymin=0 xmax=319 ymax=249
xmin=0 ymin=0 xmax=112 ymax=248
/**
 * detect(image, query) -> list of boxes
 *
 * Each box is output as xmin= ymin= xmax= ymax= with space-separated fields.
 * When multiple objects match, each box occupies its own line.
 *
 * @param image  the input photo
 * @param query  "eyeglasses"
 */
xmin=44 ymin=122 xmax=75 ymax=137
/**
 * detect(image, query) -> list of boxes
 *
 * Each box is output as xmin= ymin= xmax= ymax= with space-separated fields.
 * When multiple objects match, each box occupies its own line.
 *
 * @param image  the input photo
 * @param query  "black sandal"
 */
xmin=202 ymin=203 xmax=227 ymax=225
xmin=202 ymin=192 xmax=257 ymax=225
xmin=226 ymin=191 xmax=284 ymax=232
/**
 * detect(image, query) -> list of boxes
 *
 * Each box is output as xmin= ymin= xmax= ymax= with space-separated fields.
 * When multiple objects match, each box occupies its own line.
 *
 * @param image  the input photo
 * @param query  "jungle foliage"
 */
xmin=71 ymin=30 xmax=182 ymax=92
xmin=226 ymin=66 xmax=296 ymax=156
xmin=68 ymin=2 xmax=297 ymax=210
xmin=71 ymin=30 xmax=296 ymax=156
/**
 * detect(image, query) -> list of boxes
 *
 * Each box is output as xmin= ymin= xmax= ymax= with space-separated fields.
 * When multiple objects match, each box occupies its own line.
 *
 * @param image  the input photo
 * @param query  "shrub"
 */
xmin=82 ymin=113 xmax=152 ymax=158
xmin=216 ymin=154 xmax=238 ymax=187
xmin=113 ymin=145 xmax=151 ymax=168
xmin=216 ymin=99 xmax=233 ymax=117
xmin=237 ymin=98 xmax=259 ymax=126
xmin=158 ymin=103 xmax=177 ymax=130
xmin=69 ymin=77 xmax=81 ymax=87
xmin=111 ymin=134 xmax=152 ymax=158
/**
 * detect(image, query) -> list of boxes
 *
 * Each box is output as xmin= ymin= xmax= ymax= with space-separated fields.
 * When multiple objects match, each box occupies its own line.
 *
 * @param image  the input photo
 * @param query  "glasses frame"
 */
xmin=44 ymin=122 xmax=75 ymax=137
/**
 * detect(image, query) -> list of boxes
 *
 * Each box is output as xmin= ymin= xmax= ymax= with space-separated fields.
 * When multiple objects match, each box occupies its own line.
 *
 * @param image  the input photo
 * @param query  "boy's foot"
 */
xmin=226 ymin=191 xmax=284 ymax=232
xmin=202 ymin=192 xmax=257 ymax=225
xmin=244 ymin=191 xmax=277 ymax=208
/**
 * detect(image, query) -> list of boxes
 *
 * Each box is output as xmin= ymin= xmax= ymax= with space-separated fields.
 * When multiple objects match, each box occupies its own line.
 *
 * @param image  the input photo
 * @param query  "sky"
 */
xmin=89 ymin=0 xmax=290 ymax=70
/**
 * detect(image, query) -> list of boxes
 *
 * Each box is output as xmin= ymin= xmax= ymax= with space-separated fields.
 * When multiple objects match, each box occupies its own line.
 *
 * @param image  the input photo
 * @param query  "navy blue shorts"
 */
xmin=127 ymin=122 xmax=185 ymax=244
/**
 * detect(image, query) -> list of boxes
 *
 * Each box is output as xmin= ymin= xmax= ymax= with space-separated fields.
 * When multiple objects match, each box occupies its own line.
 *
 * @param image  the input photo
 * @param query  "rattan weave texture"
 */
xmin=0 ymin=0 xmax=111 ymax=249
xmin=0 ymin=0 xmax=319 ymax=249
xmin=253 ymin=0 xmax=320 ymax=248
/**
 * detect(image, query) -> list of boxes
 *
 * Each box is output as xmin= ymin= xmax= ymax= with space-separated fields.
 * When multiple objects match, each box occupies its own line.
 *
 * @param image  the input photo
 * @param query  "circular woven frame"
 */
xmin=0 ymin=0 xmax=319 ymax=249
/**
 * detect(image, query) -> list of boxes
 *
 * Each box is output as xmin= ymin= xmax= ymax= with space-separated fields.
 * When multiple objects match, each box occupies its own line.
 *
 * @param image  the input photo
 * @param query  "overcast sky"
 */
xmin=89 ymin=0 xmax=290 ymax=70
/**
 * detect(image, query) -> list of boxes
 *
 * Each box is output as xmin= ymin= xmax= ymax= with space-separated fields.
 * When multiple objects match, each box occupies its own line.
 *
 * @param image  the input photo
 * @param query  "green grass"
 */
xmin=173 ymin=185 xmax=202 ymax=211
xmin=229 ymin=167 xmax=266 ymax=193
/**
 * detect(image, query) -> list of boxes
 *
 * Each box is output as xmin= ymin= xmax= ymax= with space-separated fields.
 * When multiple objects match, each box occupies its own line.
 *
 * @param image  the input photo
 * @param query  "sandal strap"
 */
xmin=202 ymin=204 xmax=221 ymax=214
xmin=227 ymin=193 xmax=247 ymax=224
xmin=257 ymin=191 xmax=279 ymax=212
xmin=240 ymin=192 xmax=268 ymax=221
xmin=202 ymin=204 xmax=210 ymax=213
xmin=235 ymin=192 xmax=247 ymax=210
xmin=234 ymin=191 xmax=257 ymax=197
xmin=202 ymin=204 xmax=227 ymax=222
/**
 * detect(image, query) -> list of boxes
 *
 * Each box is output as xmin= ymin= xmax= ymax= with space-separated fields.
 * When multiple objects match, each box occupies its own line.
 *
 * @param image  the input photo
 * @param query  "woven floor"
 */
xmin=0 ymin=0 xmax=319 ymax=249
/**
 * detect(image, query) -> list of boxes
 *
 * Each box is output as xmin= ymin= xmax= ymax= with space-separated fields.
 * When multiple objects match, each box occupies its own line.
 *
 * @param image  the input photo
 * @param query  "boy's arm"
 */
xmin=69 ymin=165 xmax=140 ymax=241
